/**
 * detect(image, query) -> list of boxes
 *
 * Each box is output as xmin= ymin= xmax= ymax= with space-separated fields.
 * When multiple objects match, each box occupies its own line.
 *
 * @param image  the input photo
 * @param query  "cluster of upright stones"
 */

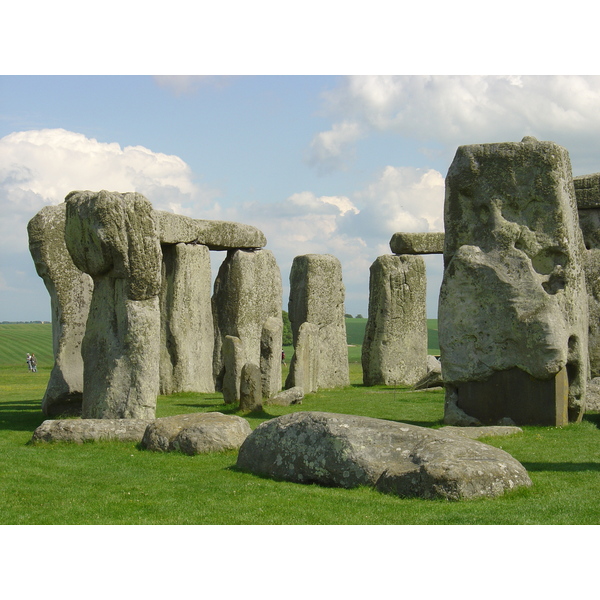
xmin=212 ymin=248 xmax=283 ymax=404
xmin=362 ymin=233 xmax=443 ymax=386
xmin=285 ymin=254 xmax=349 ymax=392
xmin=574 ymin=173 xmax=600 ymax=378
xmin=27 ymin=203 xmax=93 ymax=417
xmin=439 ymin=137 xmax=588 ymax=427
xmin=29 ymin=190 xmax=278 ymax=420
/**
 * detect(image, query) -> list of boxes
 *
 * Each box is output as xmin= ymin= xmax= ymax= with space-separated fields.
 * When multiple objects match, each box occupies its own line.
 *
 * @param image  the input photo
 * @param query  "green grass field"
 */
xmin=2 ymin=321 xmax=600 ymax=525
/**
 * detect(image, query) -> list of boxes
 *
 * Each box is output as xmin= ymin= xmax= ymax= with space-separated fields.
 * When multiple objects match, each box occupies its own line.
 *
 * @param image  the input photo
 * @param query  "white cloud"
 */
xmin=0 ymin=128 xmax=218 ymax=253
xmin=153 ymin=76 xmax=234 ymax=95
xmin=308 ymin=75 xmax=600 ymax=173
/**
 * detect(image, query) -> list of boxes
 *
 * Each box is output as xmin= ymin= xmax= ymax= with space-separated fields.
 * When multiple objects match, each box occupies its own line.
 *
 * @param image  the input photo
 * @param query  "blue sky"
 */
xmin=4 ymin=74 xmax=600 ymax=320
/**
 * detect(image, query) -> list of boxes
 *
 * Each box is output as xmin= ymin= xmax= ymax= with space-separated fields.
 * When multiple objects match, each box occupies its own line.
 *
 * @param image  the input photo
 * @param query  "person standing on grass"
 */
xmin=30 ymin=354 xmax=37 ymax=373
xmin=26 ymin=353 xmax=32 ymax=371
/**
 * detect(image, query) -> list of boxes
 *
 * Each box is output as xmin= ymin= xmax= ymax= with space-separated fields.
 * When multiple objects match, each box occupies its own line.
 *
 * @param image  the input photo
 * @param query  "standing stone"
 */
xmin=239 ymin=362 xmax=263 ymax=411
xmin=159 ymin=242 xmax=215 ymax=394
xmin=574 ymin=173 xmax=600 ymax=378
xmin=260 ymin=316 xmax=284 ymax=399
xmin=65 ymin=190 xmax=162 ymax=419
xmin=27 ymin=203 xmax=93 ymax=416
xmin=286 ymin=322 xmax=320 ymax=393
xmin=212 ymin=249 xmax=282 ymax=396
xmin=222 ymin=335 xmax=245 ymax=404
xmin=362 ymin=254 xmax=427 ymax=386
xmin=286 ymin=254 xmax=349 ymax=390
xmin=439 ymin=137 xmax=588 ymax=426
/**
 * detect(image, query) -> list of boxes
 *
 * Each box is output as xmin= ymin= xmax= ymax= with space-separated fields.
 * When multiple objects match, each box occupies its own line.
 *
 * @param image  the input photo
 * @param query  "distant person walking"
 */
xmin=26 ymin=353 xmax=32 ymax=371
xmin=30 ymin=353 xmax=37 ymax=373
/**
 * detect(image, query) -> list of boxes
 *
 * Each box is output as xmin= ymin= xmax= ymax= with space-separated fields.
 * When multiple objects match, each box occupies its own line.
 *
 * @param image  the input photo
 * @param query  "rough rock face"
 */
xmin=141 ymin=412 xmax=252 ymax=455
xmin=439 ymin=138 xmax=589 ymax=426
xmin=286 ymin=254 xmax=349 ymax=391
xmin=159 ymin=242 xmax=214 ymax=394
xmin=267 ymin=386 xmax=304 ymax=406
xmin=260 ymin=316 xmax=284 ymax=399
xmin=585 ymin=377 xmax=600 ymax=411
xmin=30 ymin=419 xmax=151 ymax=444
xmin=389 ymin=232 xmax=445 ymax=255
xmin=154 ymin=210 xmax=267 ymax=249
xmin=240 ymin=363 xmax=263 ymax=411
xmin=212 ymin=249 xmax=282 ymax=398
xmin=414 ymin=355 xmax=443 ymax=390
xmin=27 ymin=203 xmax=93 ymax=416
xmin=65 ymin=190 xmax=162 ymax=419
xmin=222 ymin=335 xmax=245 ymax=404
xmin=362 ymin=255 xmax=427 ymax=386
xmin=574 ymin=173 xmax=600 ymax=378
xmin=285 ymin=322 xmax=319 ymax=393
xmin=236 ymin=412 xmax=532 ymax=500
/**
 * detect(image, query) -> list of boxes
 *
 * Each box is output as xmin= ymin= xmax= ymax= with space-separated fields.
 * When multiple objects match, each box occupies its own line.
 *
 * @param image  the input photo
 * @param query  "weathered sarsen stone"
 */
xmin=439 ymin=137 xmax=589 ymax=426
xmin=159 ymin=242 xmax=214 ymax=394
xmin=389 ymin=232 xmax=445 ymax=255
xmin=141 ymin=412 xmax=252 ymax=455
xmin=236 ymin=412 xmax=532 ymax=500
xmin=65 ymin=190 xmax=162 ymax=419
xmin=286 ymin=254 xmax=349 ymax=391
xmin=28 ymin=203 xmax=93 ymax=416
xmin=362 ymin=254 xmax=427 ymax=386
xmin=30 ymin=418 xmax=151 ymax=444
xmin=212 ymin=249 xmax=283 ymax=399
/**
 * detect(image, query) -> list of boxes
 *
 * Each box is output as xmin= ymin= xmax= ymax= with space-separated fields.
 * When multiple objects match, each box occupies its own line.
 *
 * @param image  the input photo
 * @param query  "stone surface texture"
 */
xmin=141 ymin=412 xmax=252 ymax=455
xmin=414 ymin=356 xmax=443 ymax=390
xmin=267 ymin=386 xmax=304 ymax=406
xmin=212 ymin=249 xmax=283 ymax=398
xmin=159 ymin=242 xmax=214 ymax=394
xmin=389 ymin=232 xmax=445 ymax=255
xmin=362 ymin=254 xmax=427 ymax=386
xmin=239 ymin=362 xmax=263 ymax=411
xmin=27 ymin=203 xmax=93 ymax=416
xmin=439 ymin=138 xmax=589 ymax=425
xmin=222 ymin=335 xmax=245 ymax=404
xmin=31 ymin=418 xmax=151 ymax=444
xmin=65 ymin=190 xmax=162 ymax=419
xmin=154 ymin=210 xmax=267 ymax=249
xmin=236 ymin=412 xmax=532 ymax=500
xmin=286 ymin=254 xmax=349 ymax=391
xmin=441 ymin=426 xmax=523 ymax=439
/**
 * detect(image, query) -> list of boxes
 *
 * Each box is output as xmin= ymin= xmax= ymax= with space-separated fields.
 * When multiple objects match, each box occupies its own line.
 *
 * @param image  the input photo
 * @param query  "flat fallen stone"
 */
xmin=30 ymin=419 xmax=152 ymax=444
xmin=389 ymin=232 xmax=444 ymax=255
xmin=237 ymin=411 xmax=532 ymax=500
xmin=267 ymin=386 xmax=304 ymax=406
xmin=441 ymin=425 xmax=523 ymax=439
xmin=154 ymin=211 xmax=266 ymax=249
xmin=141 ymin=412 xmax=252 ymax=455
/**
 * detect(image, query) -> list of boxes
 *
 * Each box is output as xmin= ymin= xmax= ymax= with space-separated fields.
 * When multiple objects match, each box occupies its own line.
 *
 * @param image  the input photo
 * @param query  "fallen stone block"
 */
xmin=441 ymin=425 xmax=523 ymax=439
xmin=267 ymin=386 xmax=304 ymax=406
xmin=30 ymin=419 xmax=152 ymax=444
xmin=141 ymin=412 xmax=252 ymax=455
xmin=236 ymin=411 xmax=532 ymax=500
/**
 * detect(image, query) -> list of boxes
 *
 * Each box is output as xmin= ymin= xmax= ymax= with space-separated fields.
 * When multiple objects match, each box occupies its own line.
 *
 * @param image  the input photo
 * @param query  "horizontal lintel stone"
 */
xmin=155 ymin=210 xmax=267 ymax=250
xmin=574 ymin=173 xmax=600 ymax=210
xmin=390 ymin=232 xmax=445 ymax=255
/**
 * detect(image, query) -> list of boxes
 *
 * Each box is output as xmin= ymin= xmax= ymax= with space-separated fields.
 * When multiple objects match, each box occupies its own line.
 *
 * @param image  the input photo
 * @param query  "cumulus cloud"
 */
xmin=308 ymin=75 xmax=600 ymax=173
xmin=0 ymin=128 xmax=218 ymax=253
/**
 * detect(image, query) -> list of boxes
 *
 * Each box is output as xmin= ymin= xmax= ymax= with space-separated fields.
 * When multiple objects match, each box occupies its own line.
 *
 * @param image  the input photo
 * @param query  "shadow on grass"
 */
xmin=522 ymin=461 xmax=600 ymax=472
xmin=583 ymin=413 xmax=600 ymax=428
xmin=0 ymin=399 xmax=45 ymax=431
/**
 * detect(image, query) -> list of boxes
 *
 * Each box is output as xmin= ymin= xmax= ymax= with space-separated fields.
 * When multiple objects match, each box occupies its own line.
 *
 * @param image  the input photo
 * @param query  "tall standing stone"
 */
xmin=362 ymin=254 xmax=427 ymax=386
xmin=439 ymin=137 xmax=588 ymax=426
xmin=27 ymin=203 xmax=93 ymax=416
xmin=159 ymin=242 xmax=214 ymax=394
xmin=286 ymin=254 xmax=349 ymax=391
xmin=574 ymin=173 xmax=600 ymax=378
xmin=65 ymin=190 xmax=162 ymax=419
xmin=212 ymin=249 xmax=283 ymax=398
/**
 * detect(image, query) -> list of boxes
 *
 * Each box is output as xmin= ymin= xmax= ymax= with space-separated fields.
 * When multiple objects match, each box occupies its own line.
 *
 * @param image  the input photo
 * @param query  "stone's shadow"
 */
xmin=0 ymin=399 xmax=46 ymax=431
xmin=521 ymin=462 xmax=600 ymax=472
xmin=583 ymin=413 xmax=600 ymax=428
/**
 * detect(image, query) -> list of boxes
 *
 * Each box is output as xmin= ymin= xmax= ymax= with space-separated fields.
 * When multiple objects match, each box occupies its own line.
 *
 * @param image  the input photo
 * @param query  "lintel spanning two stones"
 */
xmin=29 ymin=190 xmax=280 ymax=419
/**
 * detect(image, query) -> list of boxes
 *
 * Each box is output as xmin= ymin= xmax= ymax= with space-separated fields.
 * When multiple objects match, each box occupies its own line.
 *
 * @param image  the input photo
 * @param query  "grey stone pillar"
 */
xmin=286 ymin=254 xmax=349 ymax=391
xmin=362 ymin=254 xmax=427 ymax=386
xmin=65 ymin=190 xmax=162 ymax=419
xmin=439 ymin=137 xmax=588 ymax=426
xmin=28 ymin=203 xmax=93 ymax=416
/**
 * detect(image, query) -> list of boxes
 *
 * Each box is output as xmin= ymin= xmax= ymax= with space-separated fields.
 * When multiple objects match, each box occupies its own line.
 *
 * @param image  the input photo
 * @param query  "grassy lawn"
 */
xmin=2 ymin=323 xmax=600 ymax=525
